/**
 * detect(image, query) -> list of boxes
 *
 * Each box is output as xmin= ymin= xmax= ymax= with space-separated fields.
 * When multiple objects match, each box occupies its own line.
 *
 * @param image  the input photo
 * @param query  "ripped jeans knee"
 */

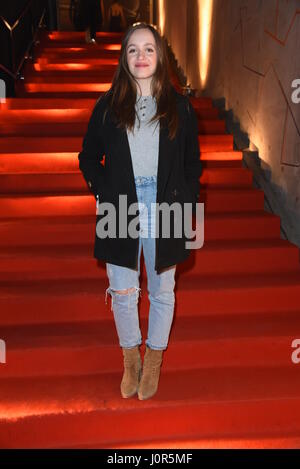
xmin=105 ymin=286 xmax=142 ymax=311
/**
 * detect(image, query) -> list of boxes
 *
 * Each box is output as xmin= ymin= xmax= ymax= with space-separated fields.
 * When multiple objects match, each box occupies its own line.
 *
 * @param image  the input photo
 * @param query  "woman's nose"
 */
xmin=137 ymin=50 xmax=146 ymax=59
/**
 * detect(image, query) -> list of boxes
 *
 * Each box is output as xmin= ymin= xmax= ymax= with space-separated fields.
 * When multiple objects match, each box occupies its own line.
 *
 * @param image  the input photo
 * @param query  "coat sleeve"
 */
xmin=78 ymin=96 xmax=106 ymax=200
xmin=184 ymin=98 xmax=203 ymax=202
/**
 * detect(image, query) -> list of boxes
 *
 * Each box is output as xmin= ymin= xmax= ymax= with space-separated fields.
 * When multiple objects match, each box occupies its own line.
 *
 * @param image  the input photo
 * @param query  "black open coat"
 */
xmin=78 ymin=86 xmax=202 ymax=273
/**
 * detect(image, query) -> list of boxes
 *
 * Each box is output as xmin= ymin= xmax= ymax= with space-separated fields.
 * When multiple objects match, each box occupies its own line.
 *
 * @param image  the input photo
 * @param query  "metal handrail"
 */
xmin=0 ymin=0 xmax=34 ymax=32
xmin=0 ymin=0 xmax=46 ymax=80
xmin=0 ymin=63 xmax=15 ymax=79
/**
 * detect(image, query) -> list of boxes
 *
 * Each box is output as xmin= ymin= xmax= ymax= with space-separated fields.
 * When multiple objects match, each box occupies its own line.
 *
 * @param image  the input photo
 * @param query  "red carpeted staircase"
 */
xmin=1 ymin=30 xmax=300 ymax=449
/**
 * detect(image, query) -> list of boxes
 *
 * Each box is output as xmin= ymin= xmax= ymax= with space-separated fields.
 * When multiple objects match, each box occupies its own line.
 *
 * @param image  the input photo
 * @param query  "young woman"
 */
xmin=78 ymin=22 xmax=202 ymax=400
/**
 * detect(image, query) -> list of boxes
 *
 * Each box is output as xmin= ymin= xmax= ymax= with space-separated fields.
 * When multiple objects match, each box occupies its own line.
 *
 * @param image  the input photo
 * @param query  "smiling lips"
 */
xmin=135 ymin=63 xmax=149 ymax=67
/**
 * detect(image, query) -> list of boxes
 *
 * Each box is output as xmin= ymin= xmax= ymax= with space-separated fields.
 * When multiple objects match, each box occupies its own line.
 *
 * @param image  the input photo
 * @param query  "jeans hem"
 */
xmin=145 ymin=341 xmax=167 ymax=351
xmin=120 ymin=341 xmax=142 ymax=349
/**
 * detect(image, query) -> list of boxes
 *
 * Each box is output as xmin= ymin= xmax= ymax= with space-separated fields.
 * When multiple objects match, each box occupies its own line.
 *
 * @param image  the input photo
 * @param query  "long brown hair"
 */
xmin=102 ymin=22 xmax=179 ymax=140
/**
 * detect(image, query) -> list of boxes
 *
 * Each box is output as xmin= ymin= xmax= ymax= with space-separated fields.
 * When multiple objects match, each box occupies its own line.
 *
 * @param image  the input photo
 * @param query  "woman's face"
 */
xmin=126 ymin=28 xmax=158 ymax=89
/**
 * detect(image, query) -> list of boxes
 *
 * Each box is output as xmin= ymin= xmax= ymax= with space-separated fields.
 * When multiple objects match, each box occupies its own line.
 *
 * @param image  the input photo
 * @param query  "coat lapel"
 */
xmin=156 ymin=119 xmax=175 ymax=202
xmin=119 ymin=126 xmax=136 ymax=183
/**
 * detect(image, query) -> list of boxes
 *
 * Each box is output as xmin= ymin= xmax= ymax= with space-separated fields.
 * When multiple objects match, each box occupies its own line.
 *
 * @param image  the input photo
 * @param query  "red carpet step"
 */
xmin=1 ymin=310 xmax=300 ymax=378
xmin=0 ymin=238 xmax=299 ymax=282
xmin=1 ymin=135 xmax=233 ymax=153
xmin=1 ymin=272 xmax=300 ymax=326
xmin=0 ymin=168 xmax=253 ymax=192
xmin=0 ymin=211 xmax=281 ymax=247
xmin=0 ymin=367 xmax=300 ymax=448
xmin=0 ymin=189 xmax=268 ymax=217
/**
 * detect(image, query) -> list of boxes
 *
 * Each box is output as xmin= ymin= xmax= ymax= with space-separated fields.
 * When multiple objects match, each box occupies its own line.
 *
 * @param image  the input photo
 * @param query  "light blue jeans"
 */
xmin=105 ymin=175 xmax=176 ymax=350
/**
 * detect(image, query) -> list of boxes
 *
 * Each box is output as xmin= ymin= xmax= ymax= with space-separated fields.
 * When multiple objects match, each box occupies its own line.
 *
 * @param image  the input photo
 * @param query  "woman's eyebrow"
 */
xmin=127 ymin=42 xmax=155 ymax=48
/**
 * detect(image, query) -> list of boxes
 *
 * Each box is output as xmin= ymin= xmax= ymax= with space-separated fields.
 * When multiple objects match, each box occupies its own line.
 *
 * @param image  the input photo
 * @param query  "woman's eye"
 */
xmin=128 ymin=48 xmax=154 ymax=54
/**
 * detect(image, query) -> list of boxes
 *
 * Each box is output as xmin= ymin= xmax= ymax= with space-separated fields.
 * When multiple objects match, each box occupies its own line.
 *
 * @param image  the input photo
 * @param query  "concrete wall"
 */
xmin=157 ymin=0 xmax=300 ymax=246
xmin=158 ymin=0 xmax=188 ymax=73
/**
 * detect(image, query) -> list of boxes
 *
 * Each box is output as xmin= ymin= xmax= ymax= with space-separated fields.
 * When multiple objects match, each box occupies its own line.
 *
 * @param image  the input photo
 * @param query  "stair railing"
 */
xmin=0 ymin=0 xmax=47 ymax=96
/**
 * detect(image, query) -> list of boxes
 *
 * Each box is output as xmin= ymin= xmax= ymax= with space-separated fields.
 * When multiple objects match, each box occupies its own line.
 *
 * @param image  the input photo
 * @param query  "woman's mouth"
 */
xmin=135 ymin=64 xmax=149 ymax=67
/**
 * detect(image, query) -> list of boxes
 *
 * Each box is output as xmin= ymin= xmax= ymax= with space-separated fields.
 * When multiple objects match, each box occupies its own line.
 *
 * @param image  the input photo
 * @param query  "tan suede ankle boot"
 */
xmin=120 ymin=345 xmax=142 ymax=398
xmin=138 ymin=345 xmax=163 ymax=400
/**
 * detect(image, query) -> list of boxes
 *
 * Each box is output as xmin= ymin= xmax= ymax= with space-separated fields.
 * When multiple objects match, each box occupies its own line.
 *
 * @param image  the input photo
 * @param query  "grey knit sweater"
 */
xmin=126 ymin=94 xmax=160 ymax=177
